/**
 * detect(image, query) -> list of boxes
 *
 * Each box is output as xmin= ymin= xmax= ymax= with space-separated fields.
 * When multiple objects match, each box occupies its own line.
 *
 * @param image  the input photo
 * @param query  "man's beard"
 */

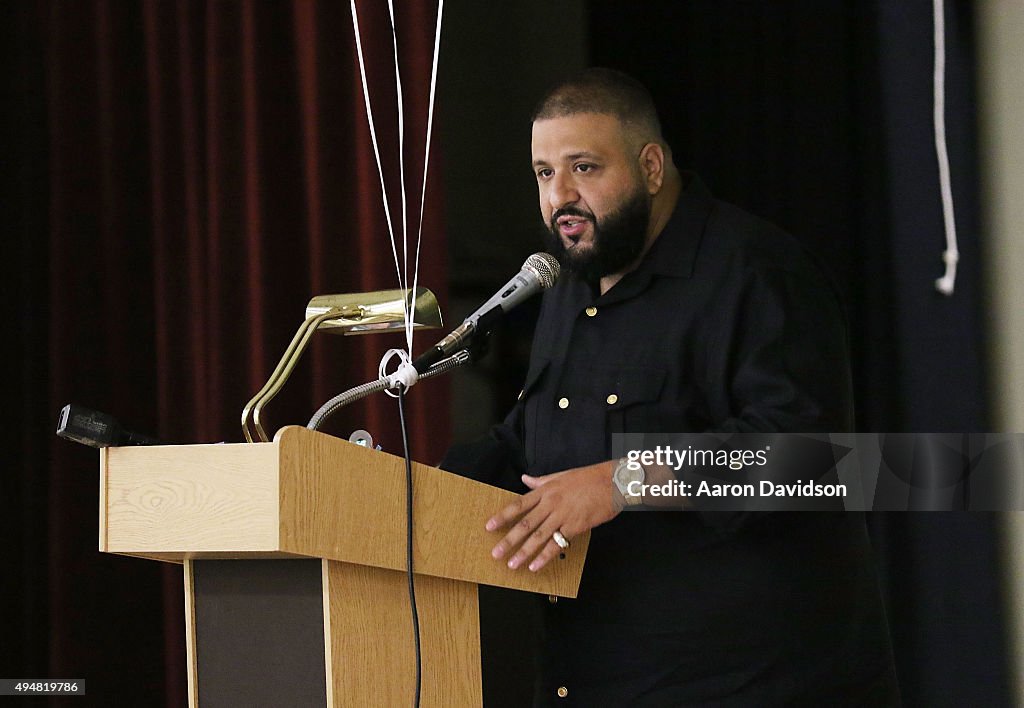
xmin=542 ymin=188 xmax=650 ymax=285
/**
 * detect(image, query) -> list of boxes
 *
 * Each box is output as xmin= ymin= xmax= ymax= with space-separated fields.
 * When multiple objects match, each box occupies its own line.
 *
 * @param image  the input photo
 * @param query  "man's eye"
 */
xmin=575 ymin=163 xmax=594 ymax=173
xmin=537 ymin=168 xmax=553 ymax=179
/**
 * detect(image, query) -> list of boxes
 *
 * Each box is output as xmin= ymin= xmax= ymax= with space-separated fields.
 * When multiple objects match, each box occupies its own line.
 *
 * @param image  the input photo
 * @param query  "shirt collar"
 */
xmin=638 ymin=171 xmax=714 ymax=280
xmin=595 ymin=171 xmax=714 ymax=306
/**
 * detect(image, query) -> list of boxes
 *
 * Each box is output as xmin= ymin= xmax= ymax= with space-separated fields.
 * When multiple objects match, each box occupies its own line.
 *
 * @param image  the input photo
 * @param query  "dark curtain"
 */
xmin=2 ymin=0 xmax=448 ymax=704
xmin=587 ymin=0 xmax=1009 ymax=705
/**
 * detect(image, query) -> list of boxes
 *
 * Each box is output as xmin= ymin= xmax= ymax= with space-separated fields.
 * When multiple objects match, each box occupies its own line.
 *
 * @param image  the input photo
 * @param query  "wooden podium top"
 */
xmin=100 ymin=426 xmax=588 ymax=598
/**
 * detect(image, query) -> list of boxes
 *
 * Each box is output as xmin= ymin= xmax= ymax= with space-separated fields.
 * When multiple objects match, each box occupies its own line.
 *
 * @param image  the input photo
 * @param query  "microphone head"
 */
xmin=523 ymin=252 xmax=560 ymax=289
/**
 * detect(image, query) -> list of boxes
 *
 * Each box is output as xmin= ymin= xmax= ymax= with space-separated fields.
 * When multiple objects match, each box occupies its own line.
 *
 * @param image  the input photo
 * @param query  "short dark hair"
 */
xmin=531 ymin=67 xmax=664 ymax=146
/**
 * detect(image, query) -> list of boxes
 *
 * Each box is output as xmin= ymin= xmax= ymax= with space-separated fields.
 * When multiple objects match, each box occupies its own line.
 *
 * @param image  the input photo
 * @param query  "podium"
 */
xmin=98 ymin=426 xmax=589 ymax=707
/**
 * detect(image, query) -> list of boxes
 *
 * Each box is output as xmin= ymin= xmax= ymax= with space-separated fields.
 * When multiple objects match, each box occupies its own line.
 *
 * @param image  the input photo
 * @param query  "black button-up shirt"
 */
xmin=445 ymin=175 xmax=899 ymax=706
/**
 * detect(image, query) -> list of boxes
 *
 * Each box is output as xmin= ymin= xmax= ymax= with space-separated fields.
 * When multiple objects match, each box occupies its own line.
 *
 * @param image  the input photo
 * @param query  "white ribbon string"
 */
xmin=385 ymin=0 xmax=413 ymax=353
xmin=933 ymin=0 xmax=959 ymax=296
xmin=348 ymin=0 xmax=405 ymax=300
xmin=350 ymin=0 xmax=444 ymax=389
xmin=410 ymin=0 xmax=445 ymax=346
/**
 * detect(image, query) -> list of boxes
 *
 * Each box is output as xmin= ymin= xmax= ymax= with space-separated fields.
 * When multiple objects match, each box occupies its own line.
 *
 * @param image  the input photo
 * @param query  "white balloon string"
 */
xmin=385 ymin=0 xmax=413 ymax=352
xmin=348 ymin=0 xmax=404 ymax=299
xmin=350 ymin=0 xmax=445 ymax=388
xmin=411 ymin=0 xmax=444 ymax=347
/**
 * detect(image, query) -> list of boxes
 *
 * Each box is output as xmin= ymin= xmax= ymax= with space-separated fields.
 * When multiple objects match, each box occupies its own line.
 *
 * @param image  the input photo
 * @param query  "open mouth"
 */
xmin=556 ymin=214 xmax=591 ymax=242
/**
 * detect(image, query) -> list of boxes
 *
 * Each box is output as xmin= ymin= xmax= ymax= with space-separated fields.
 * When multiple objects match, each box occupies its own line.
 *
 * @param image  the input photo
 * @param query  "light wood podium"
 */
xmin=98 ymin=425 xmax=589 ymax=707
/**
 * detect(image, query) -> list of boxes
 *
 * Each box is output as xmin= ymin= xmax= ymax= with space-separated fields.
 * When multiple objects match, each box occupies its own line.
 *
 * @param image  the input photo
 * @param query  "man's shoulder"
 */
xmin=669 ymin=175 xmax=810 ymax=271
xmin=677 ymin=196 xmax=837 ymax=306
xmin=703 ymin=198 xmax=810 ymax=271
xmin=694 ymin=196 xmax=846 ymax=320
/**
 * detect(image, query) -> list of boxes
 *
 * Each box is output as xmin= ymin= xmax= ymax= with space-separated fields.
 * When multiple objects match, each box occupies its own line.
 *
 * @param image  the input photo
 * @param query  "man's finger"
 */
xmin=505 ymin=516 xmax=562 ymax=569
xmin=528 ymin=537 xmax=567 ymax=572
xmin=485 ymin=493 xmax=533 ymax=532
xmin=489 ymin=503 xmax=548 ymax=560
xmin=522 ymin=474 xmax=551 ymax=490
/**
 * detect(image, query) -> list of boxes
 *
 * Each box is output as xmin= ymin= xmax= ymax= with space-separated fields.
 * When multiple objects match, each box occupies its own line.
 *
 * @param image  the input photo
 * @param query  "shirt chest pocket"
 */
xmin=522 ymin=361 xmax=668 ymax=472
xmin=560 ymin=364 xmax=668 ymax=437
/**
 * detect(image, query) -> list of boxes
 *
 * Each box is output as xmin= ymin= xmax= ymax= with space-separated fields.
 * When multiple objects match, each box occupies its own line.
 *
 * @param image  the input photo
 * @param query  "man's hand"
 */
xmin=485 ymin=461 xmax=621 ymax=572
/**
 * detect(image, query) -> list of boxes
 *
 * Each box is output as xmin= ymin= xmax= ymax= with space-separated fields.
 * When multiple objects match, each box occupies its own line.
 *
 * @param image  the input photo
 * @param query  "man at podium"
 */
xmin=443 ymin=69 xmax=900 ymax=706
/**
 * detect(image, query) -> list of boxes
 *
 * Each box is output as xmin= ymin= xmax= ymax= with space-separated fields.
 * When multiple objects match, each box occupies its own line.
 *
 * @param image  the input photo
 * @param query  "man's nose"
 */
xmin=548 ymin=172 xmax=579 ymax=209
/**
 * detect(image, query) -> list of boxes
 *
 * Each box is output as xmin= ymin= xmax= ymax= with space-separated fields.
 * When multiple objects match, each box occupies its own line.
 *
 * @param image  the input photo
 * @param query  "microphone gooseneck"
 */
xmin=307 ymin=350 xmax=471 ymax=431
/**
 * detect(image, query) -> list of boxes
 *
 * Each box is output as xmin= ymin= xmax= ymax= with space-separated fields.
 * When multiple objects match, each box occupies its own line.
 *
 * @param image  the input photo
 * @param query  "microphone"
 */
xmin=56 ymin=404 xmax=160 ymax=448
xmin=413 ymin=252 xmax=560 ymax=373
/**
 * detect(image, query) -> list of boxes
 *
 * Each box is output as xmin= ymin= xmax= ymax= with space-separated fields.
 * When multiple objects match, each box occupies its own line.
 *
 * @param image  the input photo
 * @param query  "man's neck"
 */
xmin=598 ymin=167 xmax=684 ymax=295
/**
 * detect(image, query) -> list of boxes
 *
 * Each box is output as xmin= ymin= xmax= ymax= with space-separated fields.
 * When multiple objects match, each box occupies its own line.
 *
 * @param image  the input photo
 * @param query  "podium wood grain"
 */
xmin=323 ymin=560 xmax=481 ymax=707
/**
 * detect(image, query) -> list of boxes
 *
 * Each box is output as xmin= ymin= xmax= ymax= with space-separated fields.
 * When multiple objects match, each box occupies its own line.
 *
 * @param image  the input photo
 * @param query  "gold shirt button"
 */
xmin=548 ymin=594 xmax=558 ymax=604
xmin=558 ymin=397 xmax=570 ymax=409
xmin=585 ymin=306 xmax=598 ymax=317
xmin=606 ymin=393 xmax=618 ymax=405
xmin=557 ymin=686 xmax=569 ymax=698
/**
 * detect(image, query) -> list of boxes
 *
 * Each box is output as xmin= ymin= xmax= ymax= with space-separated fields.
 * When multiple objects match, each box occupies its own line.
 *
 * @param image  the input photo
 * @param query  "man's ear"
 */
xmin=638 ymin=143 xmax=666 ymax=194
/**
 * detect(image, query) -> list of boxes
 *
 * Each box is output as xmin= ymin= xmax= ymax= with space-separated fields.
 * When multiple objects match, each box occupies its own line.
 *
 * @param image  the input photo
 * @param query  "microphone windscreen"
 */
xmin=524 ymin=252 xmax=560 ymax=289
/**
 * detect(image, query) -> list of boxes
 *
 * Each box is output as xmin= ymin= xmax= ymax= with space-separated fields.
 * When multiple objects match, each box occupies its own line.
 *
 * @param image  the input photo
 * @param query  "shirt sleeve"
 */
xmin=695 ymin=261 xmax=854 ymax=532
xmin=714 ymin=262 xmax=854 ymax=433
xmin=438 ymin=400 xmax=529 ymax=493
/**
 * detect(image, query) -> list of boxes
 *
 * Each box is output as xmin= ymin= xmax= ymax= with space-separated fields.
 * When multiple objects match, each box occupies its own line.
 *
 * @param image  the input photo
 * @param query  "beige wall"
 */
xmin=978 ymin=1 xmax=1024 ymax=702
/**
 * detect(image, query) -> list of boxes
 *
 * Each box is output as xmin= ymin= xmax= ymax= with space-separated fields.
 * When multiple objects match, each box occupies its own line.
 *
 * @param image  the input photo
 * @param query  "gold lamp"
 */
xmin=241 ymin=287 xmax=442 ymax=442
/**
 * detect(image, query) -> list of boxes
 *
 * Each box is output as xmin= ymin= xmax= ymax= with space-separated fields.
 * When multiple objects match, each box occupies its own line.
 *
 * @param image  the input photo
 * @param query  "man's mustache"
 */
xmin=550 ymin=206 xmax=595 ymax=229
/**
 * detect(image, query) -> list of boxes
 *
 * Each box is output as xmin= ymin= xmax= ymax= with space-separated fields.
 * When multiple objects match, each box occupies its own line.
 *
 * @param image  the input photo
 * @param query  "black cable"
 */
xmin=397 ymin=387 xmax=422 ymax=708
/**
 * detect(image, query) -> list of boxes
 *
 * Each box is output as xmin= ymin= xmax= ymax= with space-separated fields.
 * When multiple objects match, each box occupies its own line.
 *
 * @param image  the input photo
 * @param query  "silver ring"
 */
xmin=552 ymin=530 xmax=570 ymax=550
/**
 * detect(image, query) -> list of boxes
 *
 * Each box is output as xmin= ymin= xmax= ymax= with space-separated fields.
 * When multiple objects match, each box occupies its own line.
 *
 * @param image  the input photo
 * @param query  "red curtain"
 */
xmin=5 ymin=1 xmax=449 ymax=703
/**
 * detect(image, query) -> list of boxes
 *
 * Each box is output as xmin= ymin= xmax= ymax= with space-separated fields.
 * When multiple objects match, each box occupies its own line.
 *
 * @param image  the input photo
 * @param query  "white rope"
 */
xmin=349 ymin=0 xmax=445 ymax=390
xmin=932 ymin=0 xmax=959 ymax=296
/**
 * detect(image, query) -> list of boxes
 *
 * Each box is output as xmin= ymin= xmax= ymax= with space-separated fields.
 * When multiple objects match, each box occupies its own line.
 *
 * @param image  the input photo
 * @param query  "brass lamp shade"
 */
xmin=305 ymin=287 xmax=442 ymax=334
